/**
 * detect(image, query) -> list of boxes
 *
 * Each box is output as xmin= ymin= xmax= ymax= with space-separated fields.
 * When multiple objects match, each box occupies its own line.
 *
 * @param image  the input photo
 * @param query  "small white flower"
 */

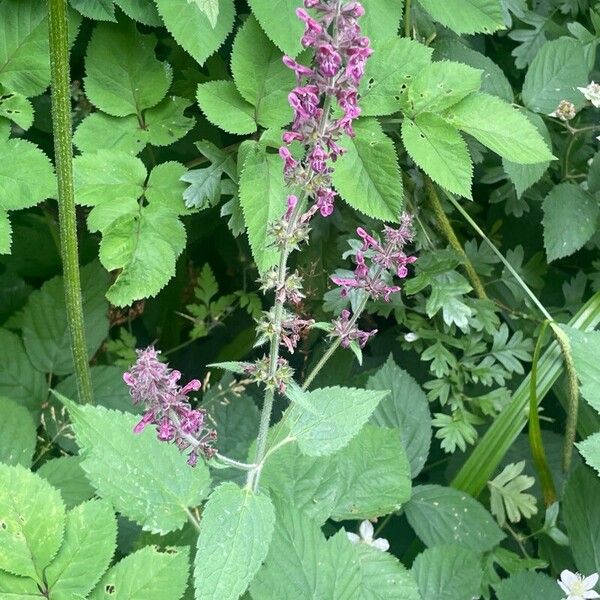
xmin=404 ymin=332 xmax=419 ymax=343
xmin=346 ymin=520 xmax=390 ymax=552
xmin=557 ymin=569 xmax=600 ymax=600
xmin=578 ymin=81 xmax=600 ymax=108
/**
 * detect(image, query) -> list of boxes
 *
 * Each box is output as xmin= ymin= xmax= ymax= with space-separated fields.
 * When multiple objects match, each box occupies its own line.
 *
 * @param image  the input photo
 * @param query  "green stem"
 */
xmin=441 ymin=189 xmax=553 ymax=321
xmin=48 ymin=0 xmax=93 ymax=405
xmin=424 ymin=177 xmax=488 ymax=301
xmin=528 ymin=321 xmax=557 ymax=505
xmin=404 ymin=0 xmax=412 ymax=38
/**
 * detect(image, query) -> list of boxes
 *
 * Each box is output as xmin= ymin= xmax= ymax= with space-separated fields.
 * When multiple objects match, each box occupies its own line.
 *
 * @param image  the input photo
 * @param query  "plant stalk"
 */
xmin=404 ymin=0 xmax=412 ymax=38
xmin=48 ymin=0 xmax=93 ymax=405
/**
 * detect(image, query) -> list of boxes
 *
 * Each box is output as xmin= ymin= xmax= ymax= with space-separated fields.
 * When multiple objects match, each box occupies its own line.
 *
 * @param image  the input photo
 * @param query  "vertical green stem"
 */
xmin=48 ymin=0 xmax=93 ymax=405
xmin=404 ymin=0 xmax=412 ymax=38
xmin=424 ymin=177 xmax=488 ymax=300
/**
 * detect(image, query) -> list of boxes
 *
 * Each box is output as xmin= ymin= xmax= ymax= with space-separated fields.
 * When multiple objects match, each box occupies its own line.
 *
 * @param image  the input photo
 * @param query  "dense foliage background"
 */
xmin=1 ymin=0 xmax=600 ymax=598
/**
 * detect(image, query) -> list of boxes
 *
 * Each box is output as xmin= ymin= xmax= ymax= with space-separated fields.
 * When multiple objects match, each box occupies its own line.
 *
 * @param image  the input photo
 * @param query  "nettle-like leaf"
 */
xmin=60 ymin=396 xmax=211 ymax=534
xmin=21 ymin=261 xmax=109 ymax=376
xmin=70 ymin=0 xmax=116 ymax=21
xmin=360 ymin=36 xmax=433 ymax=117
xmin=522 ymin=38 xmax=589 ymax=114
xmin=45 ymin=499 xmax=117 ymax=600
xmin=405 ymin=484 xmax=505 ymax=553
xmin=495 ymin=570 xmax=563 ymax=600
xmin=84 ymin=21 xmax=172 ymax=118
xmin=412 ymin=544 xmax=483 ymax=600
xmin=417 ymin=0 xmax=505 ymax=35
xmin=0 ymin=397 xmax=36 ymax=467
xmin=90 ymin=545 xmax=190 ymax=600
xmin=197 ymin=80 xmax=257 ymax=135
xmin=366 ymin=356 xmax=432 ymax=477
xmin=114 ymin=0 xmax=162 ymax=26
xmin=155 ymin=0 xmax=235 ymax=66
xmin=288 ymin=386 xmax=388 ymax=457
xmin=0 ymin=464 xmax=65 ymax=582
xmin=542 ymin=183 xmax=599 ymax=262
xmin=402 ymin=112 xmax=473 ymax=198
xmin=190 ymin=0 xmax=220 ymax=27
xmin=37 ymin=456 xmax=95 ymax=509
xmin=0 ymin=90 xmax=34 ymax=130
xmin=488 ymin=461 xmax=537 ymax=527
xmin=0 ymin=137 xmax=55 ymax=254
xmin=444 ymin=92 xmax=555 ymax=164
xmin=239 ymin=141 xmax=287 ymax=273
xmin=194 ymin=482 xmax=276 ymax=600
xmin=332 ymin=118 xmax=404 ymax=221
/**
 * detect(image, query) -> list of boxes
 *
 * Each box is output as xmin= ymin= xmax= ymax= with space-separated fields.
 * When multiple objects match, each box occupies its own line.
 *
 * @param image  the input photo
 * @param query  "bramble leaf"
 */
xmin=197 ymin=80 xmax=257 ymax=135
xmin=0 ymin=397 xmax=36 ymax=467
xmin=418 ymin=0 xmax=505 ymax=35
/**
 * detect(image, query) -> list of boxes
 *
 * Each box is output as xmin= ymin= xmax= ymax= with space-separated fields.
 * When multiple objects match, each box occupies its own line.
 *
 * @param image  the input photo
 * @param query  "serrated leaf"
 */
xmin=113 ymin=0 xmax=162 ymax=26
xmin=402 ymin=112 xmax=473 ymax=198
xmin=359 ymin=0 xmax=405 ymax=42
xmin=155 ymin=0 xmax=235 ymax=66
xmin=405 ymin=484 xmax=505 ymax=552
xmin=0 ymin=209 xmax=11 ymax=254
xmin=0 ymin=329 xmax=47 ymax=414
xmin=145 ymin=161 xmax=189 ymax=211
xmin=37 ymin=456 xmax=95 ymax=509
xmin=367 ymin=356 xmax=432 ymax=477
xmin=189 ymin=0 xmax=220 ymax=27
xmin=542 ymin=183 xmax=599 ymax=262
xmin=85 ymin=21 xmax=172 ymax=117
xmin=406 ymin=61 xmax=482 ymax=116
xmin=522 ymin=38 xmax=589 ymax=114
xmin=488 ymin=461 xmax=537 ymax=527
xmin=197 ymin=81 xmax=257 ymax=135
xmin=90 ymin=545 xmax=189 ymax=600
xmin=60 ymin=396 xmax=211 ymax=534
xmin=508 ymin=11 xmax=554 ymax=70
xmin=231 ymin=16 xmax=295 ymax=129
xmin=70 ymin=0 xmax=116 ymax=21
xmin=490 ymin=323 xmax=533 ymax=374
xmin=0 ymin=91 xmax=34 ymax=129
xmin=45 ymin=500 xmax=117 ymax=600
xmin=417 ymin=0 xmax=504 ymax=35
xmin=194 ymin=482 xmax=275 ymax=600
xmin=331 ymin=425 xmax=412 ymax=520
xmin=288 ymin=386 xmax=387 ymax=457
xmin=21 ymin=261 xmax=109 ymax=376
xmin=144 ymin=96 xmax=195 ymax=146
xmin=445 ymin=92 xmax=555 ymax=164
xmin=360 ymin=36 xmax=433 ymax=117
xmin=332 ymin=118 xmax=404 ymax=221
xmin=495 ymin=571 xmax=563 ymax=600
xmin=578 ymin=433 xmax=600 ymax=477
xmin=247 ymin=0 xmax=304 ymax=57
xmin=238 ymin=142 xmax=286 ymax=273
xmin=0 ymin=397 xmax=36 ymax=467
xmin=74 ymin=113 xmax=146 ymax=155
xmin=0 ymin=464 xmax=65 ymax=582
xmin=412 ymin=544 xmax=482 ymax=600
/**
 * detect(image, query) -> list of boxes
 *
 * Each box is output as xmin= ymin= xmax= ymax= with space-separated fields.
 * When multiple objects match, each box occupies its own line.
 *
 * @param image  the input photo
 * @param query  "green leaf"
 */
xmin=488 ymin=461 xmax=537 ymax=527
xmin=113 ymin=0 xmax=162 ymax=26
xmin=0 ymin=0 xmax=50 ymax=96
xmin=359 ymin=0 xmax=405 ymax=42
xmin=90 ymin=545 xmax=190 ymax=600
xmin=70 ymin=0 xmax=116 ymax=21
xmin=155 ymin=0 xmax=235 ymax=66
xmin=412 ymin=544 xmax=483 ymax=600
xmin=444 ymin=92 xmax=555 ymax=164
xmin=84 ymin=21 xmax=172 ymax=117
xmin=247 ymin=0 xmax=303 ymax=57
xmin=405 ymin=484 xmax=504 ymax=552
xmin=194 ymin=482 xmax=275 ymax=600
xmin=74 ymin=150 xmax=146 ymax=206
xmin=332 ymin=118 xmax=404 ymax=221
xmin=495 ymin=571 xmax=563 ymax=600
xmin=45 ymin=500 xmax=117 ymax=600
xmin=144 ymin=96 xmax=195 ymax=146
xmin=563 ymin=466 xmax=600 ymax=574
xmin=231 ymin=16 xmax=294 ymax=129
xmin=406 ymin=61 xmax=482 ymax=116
xmin=197 ymin=81 xmax=257 ymax=135
xmin=0 ymin=464 xmax=65 ymax=582
xmin=402 ymin=113 xmax=473 ymax=198
xmin=0 ymin=209 xmax=10 ymax=254
xmin=288 ymin=386 xmax=388 ymax=457
xmin=367 ymin=356 xmax=432 ymax=477
xmin=356 ymin=544 xmax=422 ymax=600
xmin=578 ymin=433 xmax=600 ymax=478
xmin=417 ymin=0 xmax=505 ymax=35
xmin=239 ymin=142 xmax=286 ymax=273
xmin=0 ymin=329 xmax=47 ymax=414
xmin=0 ymin=570 xmax=41 ymax=598
xmin=145 ymin=161 xmax=189 ymax=211
xmin=0 ymin=397 xmax=36 ymax=467
xmin=360 ymin=37 xmax=433 ymax=117
xmin=522 ymin=38 xmax=589 ymax=114
xmin=542 ymin=183 xmax=599 ymax=262
xmin=331 ymin=425 xmax=412 ymax=520
xmin=37 ymin=456 xmax=95 ymax=509
xmin=61 ymin=397 xmax=211 ymax=534
xmin=190 ymin=0 xmax=220 ymax=27
xmin=74 ymin=113 xmax=147 ymax=156
xmin=21 ymin=261 xmax=109 ymax=376
xmin=0 ymin=91 xmax=34 ymax=129
xmin=433 ymin=39 xmax=513 ymax=102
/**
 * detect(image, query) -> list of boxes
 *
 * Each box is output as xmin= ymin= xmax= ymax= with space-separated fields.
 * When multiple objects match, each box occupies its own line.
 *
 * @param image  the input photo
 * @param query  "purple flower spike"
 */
xmin=124 ymin=346 xmax=217 ymax=465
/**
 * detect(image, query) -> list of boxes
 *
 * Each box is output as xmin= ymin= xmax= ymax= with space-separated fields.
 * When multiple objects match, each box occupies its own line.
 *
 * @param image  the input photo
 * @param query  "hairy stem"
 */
xmin=48 ymin=0 xmax=93 ymax=404
xmin=424 ymin=177 xmax=488 ymax=300
xmin=404 ymin=0 xmax=412 ymax=38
